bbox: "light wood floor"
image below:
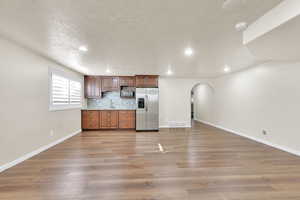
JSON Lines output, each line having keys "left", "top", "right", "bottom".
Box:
{"left": 1, "top": 122, "right": 300, "bottom": 200}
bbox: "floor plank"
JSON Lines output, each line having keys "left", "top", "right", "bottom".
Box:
{"left": 1, "top": 122, "right": 300, "bottom": 200}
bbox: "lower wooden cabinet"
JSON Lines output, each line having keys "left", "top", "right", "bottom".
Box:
{"left": 82, "top": 110, "right": 135, "bottom": 130}
{"left": 82, "top": 111, "right": 100, "bottom": 130}
{"left": 100, "top": 111, "right": 119, "bottom": 129}
{"left": 118, "top": 111, "right": 136, "bottom": 129}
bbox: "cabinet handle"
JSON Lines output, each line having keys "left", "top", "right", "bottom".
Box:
{"left": 145, "top": 95, "right": 148, "bottom": 112}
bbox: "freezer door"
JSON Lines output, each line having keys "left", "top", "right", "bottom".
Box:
{"left": 136, "top": 88, "right": 147, "bottom": 130}
{"left": 146, "top": 88, "right": 159, "bottom": 130}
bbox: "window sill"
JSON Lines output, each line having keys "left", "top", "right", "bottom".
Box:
{"left": 49, "top": 106, "right": 82, "bottom": 112}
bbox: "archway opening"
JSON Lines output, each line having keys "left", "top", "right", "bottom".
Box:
{"left": 190, "top": 83, "right": 214, "bottom": 127}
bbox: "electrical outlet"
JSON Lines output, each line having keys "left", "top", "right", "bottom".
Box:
{"left": 50, "top": 130, "right": 54, "bottom": 136}
{"left": 262, "top": 130, "right": 267, "bottom": 135}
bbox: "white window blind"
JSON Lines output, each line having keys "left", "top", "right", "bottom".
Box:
{"left": 70, "top": 80, "right": 81, "bottom": 105}
{"left": 52, "top": 74, "right": 69, "bottom": 105}
{"left": 50, "top": 73, "right": 82, "bottom": 110}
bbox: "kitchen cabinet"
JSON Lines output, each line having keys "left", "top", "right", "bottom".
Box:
{"left": 135, "top": 75, "right": 158, "bottom": 88}
{"left": 82, "top": 111, "right": 100, "bottom": 129}
{"left": 82, "top": 110, "right": 136, "bottom": 130}
{"left": 84, "top": 76, "right": 101, "bottom": 98}
{"left": 119, "top": 76, "right": 135, "bottom": 87}
{"left": 100, "top": 111, "right": 119, "bottom": 129}
{"left": 118, "top": 111, "right": 136, "bottom": 129}
{"left": 84, "top": 75, "right": 158, "bottom": 95}
{"left": 101, "top": 76, "right": 119, "bottom": 92}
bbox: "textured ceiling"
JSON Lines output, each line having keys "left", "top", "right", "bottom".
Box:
{"left": 0, "top": 0, "right": 282, "bottom": 77}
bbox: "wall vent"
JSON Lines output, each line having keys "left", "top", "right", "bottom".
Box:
{"left": 168, "top": 121, "right": 188, "bottom": 128}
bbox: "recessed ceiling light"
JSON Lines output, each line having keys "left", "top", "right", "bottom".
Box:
{"left": 167, "top": 69, "right": 173, "bottom": 75}
{"left": 79, "top": 46, "right": 88, "bottom": 52}
{"left": 235, "top": 22, "right": 248, "bottom": 32}
{"left": 184, "top": 47, "right": 194, "bottom": 57}
{"left": 224, "top": 65, "right": 231, "bottom": 73}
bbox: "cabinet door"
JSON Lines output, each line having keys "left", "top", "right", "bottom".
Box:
{"left": 100, "top": 111, "right": 110, "bottom": 129}
{"left": 84, "top": 76, "right": 101, "bottom": 98}
{"left": 101, "top": 77, "right": 119, "bottom": 91}
{"left": 144, "top": 76, "right": 158, "bottom": 87}
{"left": 119, "top": 111, "right": 135, "bottom": 129}
{"left": 135, "top": 75, "right": 145, "bottom": 88}
{"left": 119, "top": 76, "right": 135, "bottom": 87}
{"left": 100, "top": 111, "right": 119, "bottom": 129}
{"left": 135, "top": 75, "right": 158, "bottom": 88}
{"left": 110, "top": 111, "right": 119, "bottom": 129}
{"left": 82, "top": 111, "right": 100, "bottom": 129}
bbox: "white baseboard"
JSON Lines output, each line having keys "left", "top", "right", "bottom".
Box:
{"left": 159, "top": 125, "right": 192, "bottom": 128}
{"left": 195, "top": 119, "right": 300, "bottom": 157}
{"left": 160, "top": 121, "right": 191, "bottom": 128}
{"left": 0, "top": 129, "right": 82, "bottom": 173}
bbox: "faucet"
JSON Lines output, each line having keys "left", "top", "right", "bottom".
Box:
{"left": 110, "top": 99, "right": 115, "bottom": 108}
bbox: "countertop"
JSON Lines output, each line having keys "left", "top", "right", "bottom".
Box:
{"left": 82, "top": 108, "right": 136, "bottom": 111}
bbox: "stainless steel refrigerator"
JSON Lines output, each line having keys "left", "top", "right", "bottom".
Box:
{"left": 136, "top": 88, "right": 159, "bottom": 131}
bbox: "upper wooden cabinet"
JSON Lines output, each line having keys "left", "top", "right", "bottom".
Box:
{"left": 119, "top": 76, "right": 135, "bottom": 87}
{"left": 101, "top": 76, "right": 119, "bottom": 92}
{"left": 84, "top": 75, "right": 158, "bottom": 97}
{"left": 135, "top": 75, "right": 158, "bottom": 88}
{"left": 84, "top": 76, "right": 101, "bottom": 98}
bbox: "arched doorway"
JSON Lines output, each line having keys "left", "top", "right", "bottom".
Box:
{"left": 190, "top": 83, "right": 214, "bottom": 127}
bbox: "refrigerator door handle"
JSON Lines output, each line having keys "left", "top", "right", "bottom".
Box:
{"left": 145, "top": 95, "right": 148, "bottom": 112}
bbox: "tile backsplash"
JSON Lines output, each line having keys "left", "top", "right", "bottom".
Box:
{"left": 87, "top": 91, "right": 136, "bottom": 110}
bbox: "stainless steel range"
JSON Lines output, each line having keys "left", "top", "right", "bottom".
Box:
{"left": 136, "top": 88, "right": 159, "bottom": 131}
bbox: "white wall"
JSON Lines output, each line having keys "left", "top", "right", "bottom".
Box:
{"left": 0, "top": 37, "right": 83, "bottom": 167}
{"left": 159, "top": 77, "right": 209, "bottom": 128}
{"left": 193, "top": 61, "right": 300, "bottom": 154}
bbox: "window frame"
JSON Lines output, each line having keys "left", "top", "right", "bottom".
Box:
{"left": 49, "top": 68, "right": 83, "bottom": 111}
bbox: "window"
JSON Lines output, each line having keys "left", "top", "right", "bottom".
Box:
{"left": 70, "top": 80, "right": 81, "bottom": 105}
{"left": 52, "top": 74, "right": 69, "bottom": 106}
{"left": 50, "top": 72, "right": 82, "bottom": 111}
